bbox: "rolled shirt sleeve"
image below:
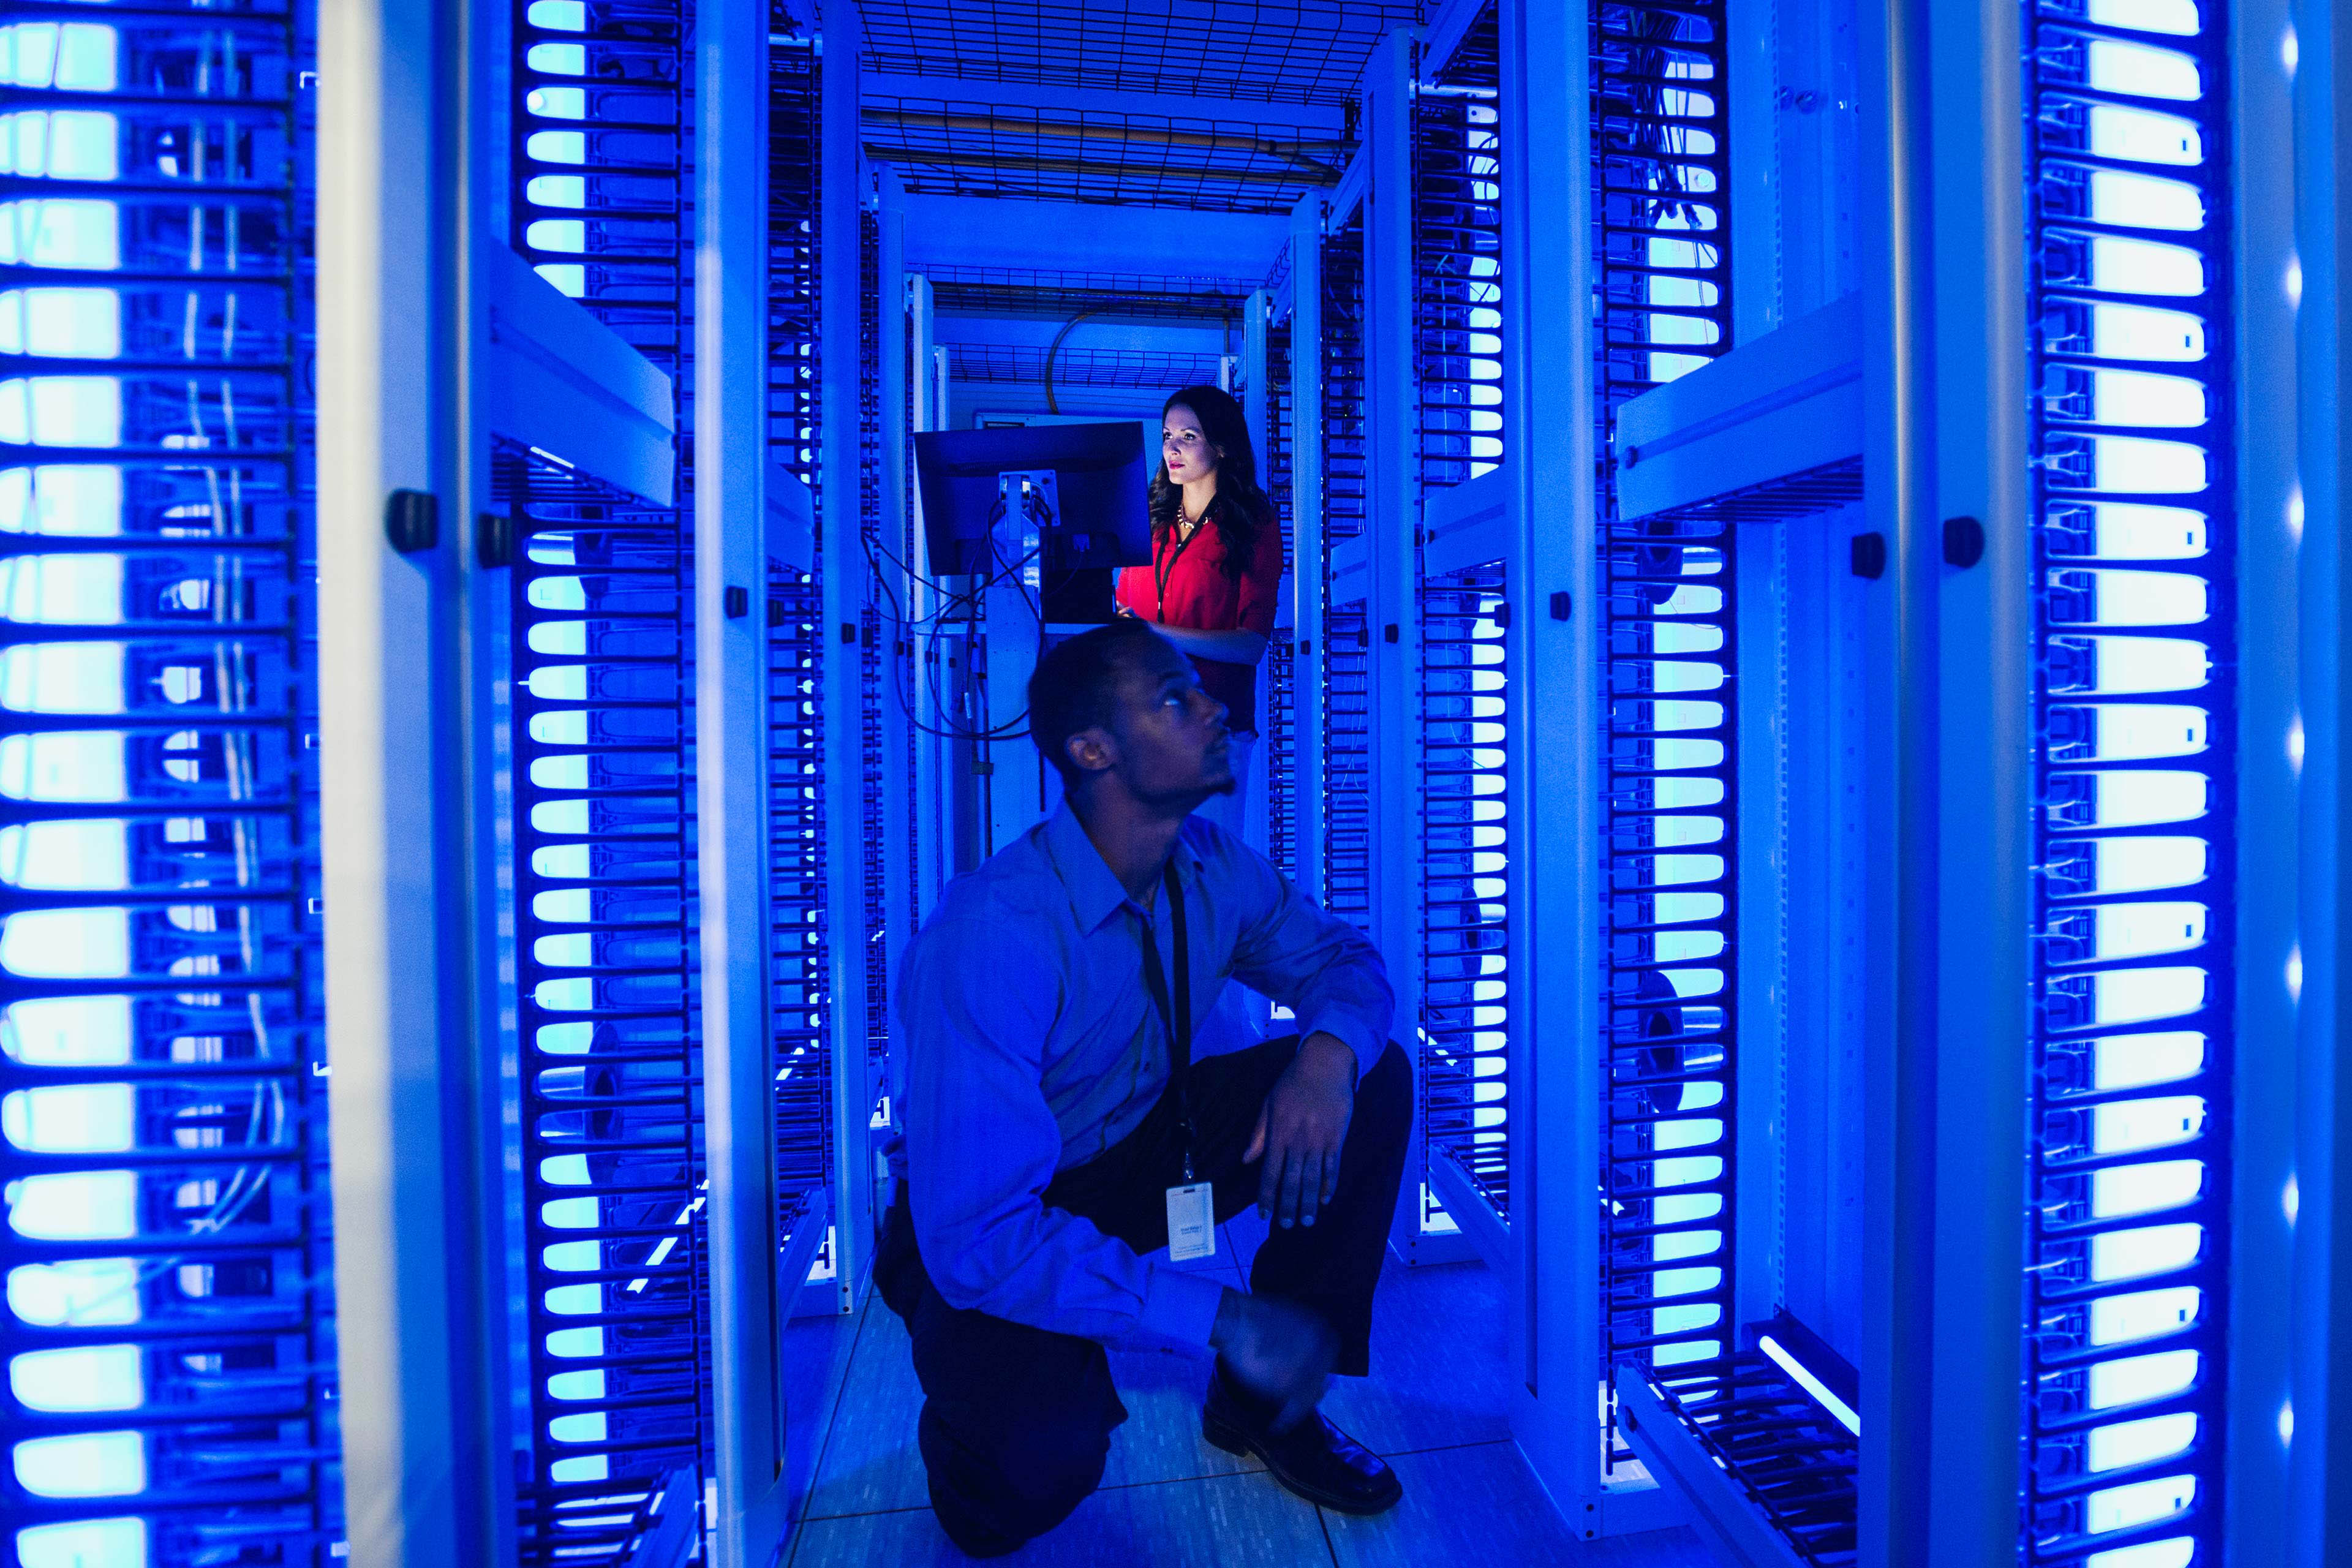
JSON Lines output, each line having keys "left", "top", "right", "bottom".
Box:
{"left": 1204, "top": 824, "right": 1395, "bottom": 1080}
{"left": 898, "top": 916, "right": 1228, "bottom": 1351}
{"left": 1234, "top": 515, "right": 1286, "bottom": 638}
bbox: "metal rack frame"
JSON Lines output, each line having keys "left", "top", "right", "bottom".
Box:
{"left": 1589, "top": 0, "right": 1741, "bottom": 1464}
{"left": 1, "top": 1, "right": 348, "bottom": 1558}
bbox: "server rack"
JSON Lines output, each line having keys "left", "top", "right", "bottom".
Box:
{"left": 502, "top": 4, "right": 719, "bottom": 1552}
{"left": 2022, "top": 6, "right": 2236, "bottom": 1562}
{"left": 0, "top": 1, "right": 340, "bottom": 1557}
{"left": 1317, "top": 212, "right": 1371, "bottom": 935}
{"left": 1283, "top": 199, "right": 1326, "bottom": 899}
{"left": 1413, "top": 7, "right": 1512, "bottom": 1254}
{"left": 1261, "top": 312, "right": 1298, "bottom": 881}
{"left": 767, "top": 28, "right": 836, "bottom": 1313}
{"left": 1589, "top": 0, "right": 1742, "bottom": 1422}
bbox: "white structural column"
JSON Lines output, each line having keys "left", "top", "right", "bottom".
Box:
{"left": 316, "top": 0, "right": 511, "bottom": 1558}
{"left": 907, "top": 274, "right": 949, "bottom": 921}
{"left": 1242, "top": 287, "right": 1276, "bottom": 846}
{"left": 1244, "top": 288, "right": 1272, "bottom": 467}
{"left": 1362, "top": 28, "right": 1426, "bottom": 1252}
{"left": 1287, "top": 201, "right": 1327, "bottom": 894}
{"left": 818, "top": 0, "right": 879, "bottom": 1310}
{"left": 1860, "top": 0, "right": 2032, "bottom": 1561}
{"left": 1494, "top": 0, "right": 1622, "bottom": 1535}
{"left": 694, "top": 4, "right": 788, "bottom": 1559}
{"left": 2293, "top": 1, "right": 2352, "bottom": 1561}
{"left": 2231, "top": 0, "right": 2304, "bottom": 1559}
{"left": 878, "top": 173, "right": 921, "bottom": 1015}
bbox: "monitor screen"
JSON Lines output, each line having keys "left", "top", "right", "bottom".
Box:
{"left": 913, "top": 422, "right": 1153, "bottom": 576}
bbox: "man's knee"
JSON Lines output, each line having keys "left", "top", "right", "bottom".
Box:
{"left": 920, "top": 1401, "right": 1111, "bottom": 1551}
{"left": 1359, "top": 1041, "right": 1412, "bottom": 1145}
{"left": 1000, "top": 1414, "right": 1112, "bottom": 1513}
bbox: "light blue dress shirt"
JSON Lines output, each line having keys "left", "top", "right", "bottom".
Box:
{"left": 891, "top": 803, "right": 1395, "bottom": 1352}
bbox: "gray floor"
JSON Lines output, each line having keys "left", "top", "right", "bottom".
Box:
{"left": 778, "top": 1213, "right": 1722, "bottom": 1568}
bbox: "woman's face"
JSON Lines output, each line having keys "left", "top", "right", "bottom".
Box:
{"left": 1161, "top": 404, "right": 1219, "bottom": 486}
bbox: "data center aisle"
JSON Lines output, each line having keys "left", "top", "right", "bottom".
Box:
{"left": 778, "top": 1216, "right": 1725, "bottom": 1567}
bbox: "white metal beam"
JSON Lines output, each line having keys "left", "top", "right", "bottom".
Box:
{"left": 1496, "top": 0, "right": 1620, "bottom": 1534}
{"left": 2291, "top": 2, "right": 2352, "bottom": 1561}
{"left": 694, "top": 3, "right": 788, "bottom": 1559}
{"left": 1859, "top": 0, "right": 2033, "bottom": 1560}
{"left": 818, "top": 0, "right": 880, "bottom": 1315}
{"left": 484, "top": 244, "right": 677, "bottom": 505}
{"left": 317, "top": 0, "right": 511, "bottom": 1558}
{"left": 900, "top": 192, "right": 1289, "bottom": 281}
{"left": 878, "top": 171, "right": 922, "bottom": 1120}
{"left": 1362, "top": 28, "right": 1427, "bottom": 1260}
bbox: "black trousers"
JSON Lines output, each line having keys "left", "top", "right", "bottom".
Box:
{"left": 875, "top": 1034, "right": 1412, "bottom": 1556}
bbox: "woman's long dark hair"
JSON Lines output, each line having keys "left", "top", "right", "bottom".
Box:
{"left": 1148, "top": 385, "right": 1270, "bottom": 582}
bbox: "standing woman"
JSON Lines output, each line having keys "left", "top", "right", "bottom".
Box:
{"left": 1115, "top": 385, "right": 1284, "bottom": 838}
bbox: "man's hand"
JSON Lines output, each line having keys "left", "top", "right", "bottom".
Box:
{"left": 1210, "top": 1287, "right": 1337, "bottom": 1432}
{"left": 1244, "top": 1031, "right": 1358, "bottom": 1229}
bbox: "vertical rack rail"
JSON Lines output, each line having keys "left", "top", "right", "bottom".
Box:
{"left": 1414, "top": 8, "right": 1512, "bottom": 1237}
{"left": 1317, "top": 215, "right": 1370, "bottom": 932}
{"left": 856, "top": 211, "right": 889, "bottom": 1155}
{"left": 2021, "top": 5, "right": 2236, "bottom": 1563}
{"left": 503, "top": 458, "right": 707, "bottom": 1559}
{"left": 766, "top": 23, "right": 835, "bottom": 1310}
{"left": 1589, "top": 0, "right": 1740, "bottom": 1462}
{"left": 1264, "top": 316, "right": 1298, "bottom": 881}
{"left": 507, "top": 0, "right": 710, "bottom": 1553}
{"left": 0, "top": 1, "right": 341, "bottom": 1556}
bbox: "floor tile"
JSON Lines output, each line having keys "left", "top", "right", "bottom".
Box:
{"left": 801, "top": 1297, "right": 930, "bottom": 1518}
{"left": 781, "top": 1300, "right": 869, "bottom": 1528}
{"left": 1317, "top": 1256, "right": 1512, "bottom": 1457}
{"left": 801, "top": 1287, "right": 1260, "bottom": 1518}
{"left": 1321, "top": 1441, "right": 1721, "bottom": 1567}
{"left": 788, "top": 1471, "right": 1336, "bottom": 1568}
{"left": 1098, "top": 1346, "right": 1264, "bottom": 1489}
{"left": 1581, "top": 1525, "right": 1727, "bottom": 1567}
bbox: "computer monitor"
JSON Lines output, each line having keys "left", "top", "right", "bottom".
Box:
{"left": 914, "top": 423, "right": 1153, "bottom": 576}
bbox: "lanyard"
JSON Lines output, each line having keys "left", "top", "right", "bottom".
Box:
{"left": 1134, "top": 858, "right": 1197, "bottom": 1180}
{"left": 1153, "top": 520, "right": 1205, "bottom": 622}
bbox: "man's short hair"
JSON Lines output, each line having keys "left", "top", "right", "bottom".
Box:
{"left": 1029, "top": 619, "right": 1169, "bottom": 788}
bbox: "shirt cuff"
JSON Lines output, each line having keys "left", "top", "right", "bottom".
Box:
{"left": 1134, "top": 1261, "right": 1228, "bottom": 1352}
{"left": 1298, "top": 1010, "right": 1385, "bottom": 1084}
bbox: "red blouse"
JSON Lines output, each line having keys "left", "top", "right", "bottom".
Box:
{"left": 1114, "top": 514, "right": 1285, "bottom": 733}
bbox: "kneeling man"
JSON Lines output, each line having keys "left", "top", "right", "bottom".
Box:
{"left": 881, "top": 618, "right": 1412, "bottom": 1556}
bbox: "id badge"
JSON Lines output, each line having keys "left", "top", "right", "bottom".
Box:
{"left": 1166, "top": 1182, "right": 1216, "bottom": 1262}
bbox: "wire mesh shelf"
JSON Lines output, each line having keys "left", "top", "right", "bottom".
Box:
{"left": 866, "top": 97, "right": 1342, "bottom": 214}
{"left": 853, "top": 0, "right": 1422, "bottom": 109}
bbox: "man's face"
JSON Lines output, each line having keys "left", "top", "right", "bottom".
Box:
{"left": 1093, "top": 637, "right": 1234, "bottom": 809}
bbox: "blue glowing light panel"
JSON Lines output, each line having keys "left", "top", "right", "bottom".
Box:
{"left": 2022, "top": 2, "right": 2234, "bottom": 1562}
{"left": 0, "top": 2, "right": 340, "bottom": 1559}
{"left": 1417, "top": 565, "right": 1506, "bottom": 1216}
{"left": 1318, "top": 216, "right": 1370, "bottom": 933}
{"left": 508, "top": 0, "right": 711, "bottom": 1555}
{"left": 1590, "top": 0, "right": 1740, "bottom": 1446}
{"left": 1412, "top": 17, "right": 1509, "bottom": 1229}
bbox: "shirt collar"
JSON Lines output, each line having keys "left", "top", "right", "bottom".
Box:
{"left": 1041, "top": 801, "right": 1207, "bottom": 934}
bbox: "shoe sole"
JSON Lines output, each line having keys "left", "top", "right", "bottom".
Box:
{"left": 1201, "top": 1409, "right": 1404, "bottom": 1517}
